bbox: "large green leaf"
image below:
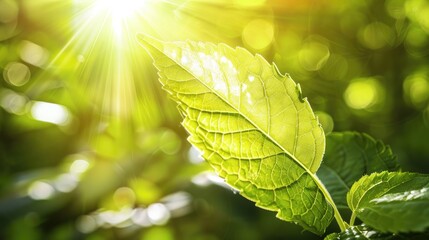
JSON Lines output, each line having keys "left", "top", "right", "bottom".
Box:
{"left": 317, "top": 132, "right": 399, "bottom": 208}
{"left": 137, "top": 35, "right": 337, "bottom": 234}
{"left": 347, "top": 171, "right": 429, "bottom": 233}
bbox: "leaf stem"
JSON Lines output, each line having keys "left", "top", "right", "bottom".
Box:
{"left": 350, "top": 212, "right": 357, "bottom": 226}
{"left": 314, "top": 175, "right": 347, "bottom": 232}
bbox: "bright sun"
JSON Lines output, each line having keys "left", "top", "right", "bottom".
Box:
{"left": 102, "top": 0, "right": 145, "bottom": 18}
{"left": 95, "top": 0, "right": 145, "bottom": 18}
{"left": 90, "top": 0, "right": 147, "bottom": 37}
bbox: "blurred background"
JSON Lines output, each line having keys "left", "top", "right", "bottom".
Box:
{"left": 0, "top": 0, "right": 429, "bottom": 239}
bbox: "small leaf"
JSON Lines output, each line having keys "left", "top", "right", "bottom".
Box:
{"left": 347, "top": 171, "right": 429, "bottom": 233}
{"left": 324, "top": 224, "right": 403, "bottom": 240}
{"left": 137, "top": 35, "right": 335, "bottom": 234}
{"left": 326, "top": 225, "right": 429, "bottom": 240}
{"left": 317, "top": 132, "right": 399, "bottom": 208}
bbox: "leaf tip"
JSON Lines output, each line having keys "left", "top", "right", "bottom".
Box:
{"left": 136, "top": 32, "right": 146, "bottom": 42}
{"left": 136, "top": 33, "right": 163, "bottom": 57}
{"left": 136, "top": 32, "right": 149, "bottom": 47}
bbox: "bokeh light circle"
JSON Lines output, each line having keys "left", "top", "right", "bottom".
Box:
{"left": 242, "top": 19, "right": 274, "bottom": 51}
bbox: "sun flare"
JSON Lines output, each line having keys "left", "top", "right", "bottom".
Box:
{"left": 91, "top": 0, "right": 147, "bottom": 37}
{"left": 39, "top": 0, "right": 254, "bottom": 127}
{"left": 95, "top": 0, "right": 146, "bottom": 18}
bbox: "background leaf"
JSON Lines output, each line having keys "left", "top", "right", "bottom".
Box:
{"left": 324, "top": 224, "right": 429, "bottom": 240}
{"left": 347, "top": 171, "right": 429, "bottom": 233}
{"left": 138, "top": 35, "right": 335, "bottom": 234}
{"left": 325, "top": 224, "right": 399, "bottom": 240}
{"left": 317, "top": 132, "right": 399, "bottom": 208}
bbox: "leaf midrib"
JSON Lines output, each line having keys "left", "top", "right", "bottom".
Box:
{"left": 170, "top": 43, "right": 313, "bottom": 176}
{"left": 351, "top": 174, "right": 416, "bottom": 212}
{"left": 139, "top": 35, "right": 308, "bottom": 172}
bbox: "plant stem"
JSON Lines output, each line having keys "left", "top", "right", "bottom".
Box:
{"left": 314, "top": 175, "right": 347, "bottom": 232}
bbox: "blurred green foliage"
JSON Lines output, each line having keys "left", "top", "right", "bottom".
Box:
{"left": 0, "top": 0, "right": 428, "bottom": 239}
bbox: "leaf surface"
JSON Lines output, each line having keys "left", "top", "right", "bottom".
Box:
{"left": 317, "top": 132, "right": 399, "bottom": 208}
{"left": 347, "top": 171, "right": 429, "bottom": 233}
{"left": 138, "top": 35, "right": 334, "bottom": 234}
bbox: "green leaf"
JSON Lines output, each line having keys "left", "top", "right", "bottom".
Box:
{"left": 137, "top": 35, "right": 338, "bottom": 234}
{"left": 324, "top": 224, "right": 403, "bottom": 240}
{"left": 317, "top": 132, "right": 399, "bottom": 209}
{"left": 347, "top": 171, "right": 429, "bottom": 233}
{"left": 326, "top": 225, "right": 429, "bottom": 240}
